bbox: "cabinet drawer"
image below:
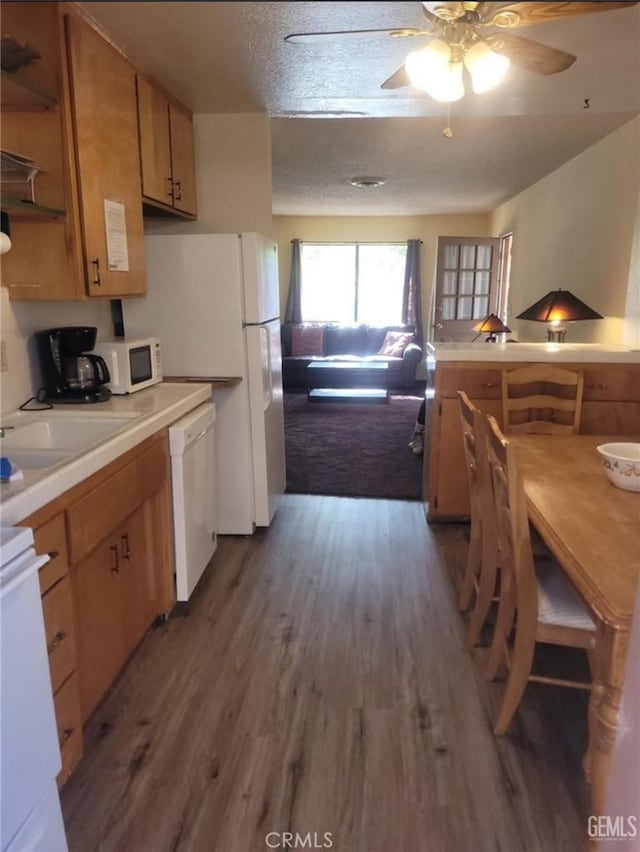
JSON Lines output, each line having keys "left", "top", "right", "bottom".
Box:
{"left": 67, "top": 436, "right": 168, "bottom": 563}
{"left": 42, "top": 575, "right": 76, "bottom": 693}
{"left": 54, "top": 672, "right": 83, "bottom": 787}
{"left": 35, "top": 514, "right": 69, "bottom": 595}
{"left": 436, "top": 367, "right": 502, "bottom": 399}
{"left": 582, "top": 368, "right": 640, "bottom": 401}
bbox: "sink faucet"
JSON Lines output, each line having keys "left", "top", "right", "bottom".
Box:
{"left": 0, "top": 426, "right": 15, "bottom": 438}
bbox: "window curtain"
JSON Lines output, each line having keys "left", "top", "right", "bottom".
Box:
{"left": 402, "top": 239, "right": 423, "bottom": 346}
{"left": 284, "top": 238, "right": 302, "bottom": 324}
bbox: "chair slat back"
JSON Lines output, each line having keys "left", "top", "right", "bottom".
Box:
{"left": 485, "top": 415, "right": 538, "bottom": 608}
{"left": 458, "top": 390, "right": 481, "bottom": 512}
{"left": 502, "top": 364, "right": 584, "bottom": 435}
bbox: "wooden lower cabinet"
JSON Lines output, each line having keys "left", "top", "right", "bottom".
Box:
{"left": 54, "top": 672, "right": 84, "bottom": 786}
{"left": 73, "top": 502, "right": 158, "bottom": 719}
{"left": 426, "top": 360, "right": 640, "bottom": 520}
{"left": 21, "top": 431, "right": 174, "bottom": 783}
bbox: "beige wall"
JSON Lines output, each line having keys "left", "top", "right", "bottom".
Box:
{"left": 272, "top": 213, "right": 491, "bottom": 343}
{"left": 491, "top": 117, "right": 639, "bottom": 344}
{"left": 0, "top": 286, "right": 111, "bottom": 413}
{"left": 146, "top": 113, "right": 274, "bottom": 237}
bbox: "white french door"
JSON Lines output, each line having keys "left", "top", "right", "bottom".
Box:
{"left": 432, "top": 236, "right": 500, "bottom": 342}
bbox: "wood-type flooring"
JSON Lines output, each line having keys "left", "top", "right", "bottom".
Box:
{"left": 61, "top": 495, "right": 589, "bottom": 852}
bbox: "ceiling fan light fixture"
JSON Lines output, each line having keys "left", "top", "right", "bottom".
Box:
{"left": 406, "top": 41, "right": 464, "bottom": 102}
{"left": 464, "top": 40, "right": 511, "bottom": 94}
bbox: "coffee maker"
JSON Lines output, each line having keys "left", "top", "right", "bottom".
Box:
{"left": 35, "top": 326, "right": 112, "bottom": 403}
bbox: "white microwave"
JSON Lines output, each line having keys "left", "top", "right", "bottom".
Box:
{"left": 93, "top": 337, "right": 163, "bottom": 394}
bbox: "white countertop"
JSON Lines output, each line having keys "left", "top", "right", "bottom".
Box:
{"left": 0, "top": 382, "right": 212, "bottom": 526}
{"left": 427, "top": 342, "right": 640, "bottom": 364}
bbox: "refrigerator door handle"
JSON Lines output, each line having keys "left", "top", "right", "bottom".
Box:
{"left": 261, "top": 325, "right": 273, "bottom": 410}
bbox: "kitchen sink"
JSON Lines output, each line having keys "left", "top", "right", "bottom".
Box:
{"left": 0, "top": 412, "right": 141, "bottom": 470}
{"left": 2, "top": 448, "right": 74, "bottom": 470}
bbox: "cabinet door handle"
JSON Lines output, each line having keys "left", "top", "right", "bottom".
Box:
{"left": 121, "top": 532, "right": 131, "bottom": 560}
{"left": 47, "top": 549, "right": 60, "bottom": 561}
{"left": 59, "top": 727, "right": 74, "bottom": 747}
{"left": 174, "top": 180, "right": 182, "bottom": 201}
{"left": 110, "top": 544, "right": 120, "bottom": 573}
{"left": 481, "top": 382, "right": 498, "bottom": 388}
{"left": 91, "top": 257, "right": 101, "bottom": 286}
{"left": 47, "top": 631, "right": 66, "bottom": 655}
{"left": 166, "top": 177, "right": 174, "bottom": 200}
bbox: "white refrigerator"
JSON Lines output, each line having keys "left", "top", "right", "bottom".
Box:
{"left": 124, "top": 232, "right": 286, "bottom": 535}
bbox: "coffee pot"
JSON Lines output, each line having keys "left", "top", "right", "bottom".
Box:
{"left": 34, "top": 326, "right": 112, "bottom": 403}
{"left": 64, "top": 354, "right": 110, "bottom": 391}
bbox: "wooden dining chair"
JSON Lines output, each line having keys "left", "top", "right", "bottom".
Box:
{"left": 457, "top": 391, "right": 499, "bottom": 649}
{"left": 502, "top": 364, "right": 584, "bottom": 434}
{"left": 483, "top": 414, "right": 596, "bottom": 736}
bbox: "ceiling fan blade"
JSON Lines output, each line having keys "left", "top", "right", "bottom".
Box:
{"left": 481, "top": 1, "right": 638, "bottom": 29}
{"left": 381, "top": 64, "right": 411, "bottom": 89}
{"left": 474, "top": 2, "right": 519, "bottom": 21}
{"left": 487, "top": 31, "right": 576, "bottom": 74}
{"left": 284, "top": 27, "right": 428, "bottom": 45}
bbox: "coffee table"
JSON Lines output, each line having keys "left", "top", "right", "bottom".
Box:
{"left": 307, "top": 361, "right": 389, "bottom": 403}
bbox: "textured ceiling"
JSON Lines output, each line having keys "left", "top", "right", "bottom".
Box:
{"left": 81, "top": 1, "right": 640, "bottom": 215}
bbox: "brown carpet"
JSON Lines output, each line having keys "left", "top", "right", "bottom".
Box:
{"left": 284, "top": 390, "right": 425, "bottom": 500}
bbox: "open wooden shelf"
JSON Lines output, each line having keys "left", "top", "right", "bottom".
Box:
{"left": 1, "top": 196, "right": 65, "bottom": 219}
{"left": 1, "top": 70, "right": 57, "bottom": 110}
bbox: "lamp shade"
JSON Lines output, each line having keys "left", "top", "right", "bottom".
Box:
{"left": 516, "top": 289, "right": 603, "bottom": 323}
{"left": 473, "top": 313, "right": 511, "bottom": 334}
{"left": 472, "top": 313, "right": 511, "bottom": 342}
{"left": 464, "top": 40, "right": 510, "bottom": 94}
{"left": 405, "top": 41, "right": 465, "bottom": 102}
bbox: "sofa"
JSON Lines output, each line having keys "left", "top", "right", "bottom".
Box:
{"left": 281, "top": 323, "right": 423, "bottom": 390}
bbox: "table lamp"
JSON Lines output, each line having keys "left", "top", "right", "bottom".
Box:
{"left": 472, "top": 313, "right": 511, "bottom": 342}
{"left": 516, "top": 289, "right": 602, "bottom": 342}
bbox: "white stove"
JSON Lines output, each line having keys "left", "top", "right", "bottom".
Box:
{"left": 1, "top": 527, "right": 67, "bottom": 852}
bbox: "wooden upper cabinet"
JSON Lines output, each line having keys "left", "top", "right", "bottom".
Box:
{"left": 169, "top": 102, "right": 197, "bottom": 216}
{"left": 65, "top": 14, "right": 146, "bottom": 296}
{"left": 136, "top": 74, "right": 197, "bottom": 218}
{"left": 136, "top": 75, "right": 173, "bottom": 206}
{"left": 1, "top": 2, "right": 85, "bottom": 300}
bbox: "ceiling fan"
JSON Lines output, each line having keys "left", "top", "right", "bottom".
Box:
{"left": 284, "top": 1, "right": 639, "bottom": 103}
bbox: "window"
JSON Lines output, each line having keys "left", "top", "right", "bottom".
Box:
{"left": 300, "top": 242, "right": 407, "bottom": 324}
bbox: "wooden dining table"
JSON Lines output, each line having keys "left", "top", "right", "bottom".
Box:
{"left": 510, "top": 434, "right": 640, "bottom": 818}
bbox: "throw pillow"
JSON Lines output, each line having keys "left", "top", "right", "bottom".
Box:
{"left": 377, "top": 330, "right": 414, "bottom": 357}
{"left": 290, "top": 325, "right": 325, "bottom": 356}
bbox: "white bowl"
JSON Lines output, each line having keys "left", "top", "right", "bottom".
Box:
{"left": 596, "top": 443, "right": 640, "bottom": 492}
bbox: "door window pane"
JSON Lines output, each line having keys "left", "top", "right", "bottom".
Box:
{"left": 476, "top": 244, "right": 493, "bottom": 269}
{"left": 457, "top": 297, "right": 473, "bottom": 319}
{"left": 461, "top": 245, "right": 476, "bottom": 268}
{"left": 474, "top": 296, "right": 489, "bottom": 318}
{"left": 444, "top": 244, "right": 459, "bottom": 268}
{"left": 475, "top": 271, "right": 490, "bottom": 295}
{"left": 442, "top": 297, "right": 456, "bottom": 320}
{"left": 443, "top": 271, "right": 458, "bottom": 295}
{"left": 459, "top": 271, "right": 475, "bottom": 295}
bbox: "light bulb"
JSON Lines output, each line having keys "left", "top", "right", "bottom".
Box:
{"left": 406, "top": 41, "right": 464, "bottom": 102}
{"left": 464, "top": 40, "right": 510, "bottom": 94}
{"left": 405, "top": 40, "right": 450, "bottom": 89}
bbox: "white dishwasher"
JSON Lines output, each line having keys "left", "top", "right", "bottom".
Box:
{"left": 169, "top": 402, "right": 217, "bottom": 601}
